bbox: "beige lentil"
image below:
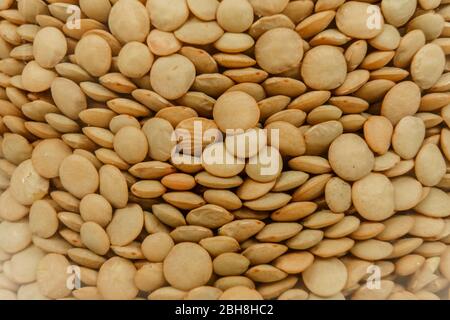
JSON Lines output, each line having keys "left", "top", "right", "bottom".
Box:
{"left": 0, "top": 0, "right": 448, "bottom": 302}
{"left": 97, "top": 256, "right": 138, "bottom": 300}
{"left": 163, "top": 242, "right": 213, "bottom": 291}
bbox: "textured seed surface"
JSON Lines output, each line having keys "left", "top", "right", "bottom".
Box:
{"left": 0, "top": 0, "right": 449, "bottom": 302}
{"left": 163, "top": 242, "right": 213, "bottom": 291}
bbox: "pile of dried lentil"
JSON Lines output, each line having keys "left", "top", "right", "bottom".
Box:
{"left": 0, "top": 0, "right": 449, "bottom": 301}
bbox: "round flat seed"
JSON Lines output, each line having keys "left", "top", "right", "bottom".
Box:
{"left": 302, "top": 258, "right": 347, "bottom": 298}
{"left": 31, "top": 139, "right": 71, "bottom": 179}
{"left": 129, "top": 161, "right": 176, "bottom": 180}
{"left": 162, "top": 192, "right": 206, "bottom": 210}
{"left": 225, "top": 128, "right": 267, "bottom": 159}
{"left": 59, "top": 155, "right": 99, "bottom": 199}
{"left": 179, "top": 46, "right": 218, "bottom": 74}
{"left": 1, "top": 0, "right": 450, "bottom": 302}
{"left": 109, "top": 0, "right": 150, "bottom": 43}
{"left": 175, "top": 117, "right": 219, "bottom": 156}
{"left": 213, "top": 91, "right": 260, "bottom": 132}
{"left": 325, "top": 177, "right": 352, "bottom": 213}
{"left": 289, "top": 156, "right": 330, "bottom": 174}
{"left": 113, "top": 126, "right": 148, "bottom": 165}
{"left": 245, "top": 146, "right": 283, "bottom": 183}
{"left": 147, "top": 0, "right": 189, "bottom": 32}
{"left": 272, "top": 171, "right": 309, "bottom": 192}
{"left": 381, "top": 81, "right": 421, "bottom": 125}
{"left": 377, "top": 215, "right": 415, "bottom": 241}
{"left": 80, "top": 222, "right": 110, "bottom": 256}
{"left": 0, "top": 135, "right": 28, "bottom": 169}
{"left": 21, "top": 61, "right": 56, "bottom": 93}
{"left": 187, "top": 0, "right": 219, "bottom": 21}
{"left": 186, "top": 204, "right": 234, "bottom": 229}
{"left": 363, "top": 116, "right": 393, "bottom": 155}
{"left": 328, "top": 133, "right": 374, "bottom": 182}
{"left": 407, "top": 12, "right": 445, "bottom": 41}
{"left": 278, "top": 289, "right": 309, "bottom": 300}
{"left": 245, "top": 264, "right": 287, "bottom": 283}
{"left": 185, "top": 286, "right": 222, "bottom": 300}
{"left": 97, "top": 257, "right": 138, "bottom": 300}
{"left": 255, "top": 28, "right": 303, "bottom": 75}
{"left": 325, "top": 216, "right": 360, "bottom": 239}
{"left": 415, "top": 144, "right": 446, "bottom": 187}
{"left": 163, "top": 242, "right": 213, "bottom": 291}
{"left": 0, "top": 189, "right": 29, "bottom": 221}
{"left": 248, "top": 0, "right": 289, "bottom": 16}
{"left": 106, "top": 204, "right": 144, "bottom": 246}
{"left": 310, "top": 238, "right": 355, "bottom": 258}
{"left": 10, "top": 245, "right": 45, "bottom": 284}
{"left": 161, "top": 173, "right": 196, "bottom": 191}
{"left": 29, "top": 200, "right": 58, "bottom": 239}
{"left": 271, "top": 202, "right": 317, "bottom": 222}
{"left": 396, "top": 255, "right": 426, "bottom": 277}
{"left": 51, "top": 78, "right": 87, "bottom": 120}
{"left": 351, "top": 240, "right": 393, "bottom": 261}
{"left": 134, "top": 262, "right": 165, "bottom": 292}
{"left": 174, "top": 18, "right": 224, "bottom": 45}
{"left": 273, "top": 252, "right": 314, "bottom": 274}
{"left": 215, "top": 33, "right": 255, "bottom": 53}
{"left": 242, "top": 243, "right": 287, "bottom": 265}
{"left": 302, "top": 210, "right": 344, "bottom": 229}
{"left": 218, "top": 219, "right": 265, "bottom": 243}
{"left": 410, "top": 215, "right": 445, "bottom": 238}
{"left": 141, "top": 233, "right": 174, "bottom": 262}
{"left": 217, "top": 0, "right": 254, "bottom": 33}
{"left": 352, "top": 173, "right": 395, "bottom": 221}
{"left": 36, "top": 254, "right": 71, "bottom": 299}
{"left": 244, "top": 192, "right": 291, "bottom": 212}
{"left": 304, "top": 120, "right": 343, "bottom": 155}
{"left": 152, "top": 203, "right": 186, "bottom": 228}
{"left": 156, "top": 106, "right": 198, "bottom": 128}
{"left": 266, "top": 121, "right": 305, "bottom": 157}
{"left": 10, "top": 159, "right": 49, "bottom": 206}
{"left": 336, "top": 1, "right": 384, "bottom": 39}
{"left": 202, "top": 142, "right": 245, "bottom": 178}
{"left": 237, "top": 178, "right": 275, "bottom": 201}
{"left": 392, "top": 177, "right": 423, "bottom": 211}
{"left": 0, "top": 220, "right": 32, "bottom": 254}
{"left": 75, "top": 34, "right": 111, "bottom": 77}
{"left": 352, "top": 280, "right": 395, "bottom": 300}
{"left": 414, "top": 188, "right": 450, "bottom": 218}
{"left": 394, "top": 30, "right": 426, "bottom": 68}
{"left": 148, "top": 287, "right": 188, "bottom": 300}
{"left": 143, "top": 118, "right": 175, "bottom": 162}
{"left": 200, "top": 236, "right": 240, "bottom": 257}
{"left": 147, "top": 30, "right": 182, "bottom": 56}
{"left": 255, "top": 222, "right": 301, "bottom": 242}
{"left": 411, "top": 44, "right": 445, "bottom": 90}
{"left": 118, "top": 42, "right": 153, "bottom": 78}
{"left": 307, "top": 105, "right": 343, "bottom": 125}
{"left": 369, "top": 24, "right": 401, "bottom": 51}
{"left": 301, "top": 45, "right": 347, "bottom": 90}
{"left": 99, "top": 165, "right": 128, "bottom": 209}
{"left": 219, "top": 286, "right": 263, "bottom": 300}
{"left": 381, "top": 0, "right": 416, "bottom": 27}
{"left": 33, "top": 27, "right": 67, "bottom": 68}
{"left": 374, "top": 151, "right": 400, "bottom": 172}
{"left": 150, "top": 54, "right": 196, "bottom": 100}
{"left": 392, "top": 116, "right": 425, "bottom": 160}
{"left": 213, "top": 253, "right": 250, "bottom": 276}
